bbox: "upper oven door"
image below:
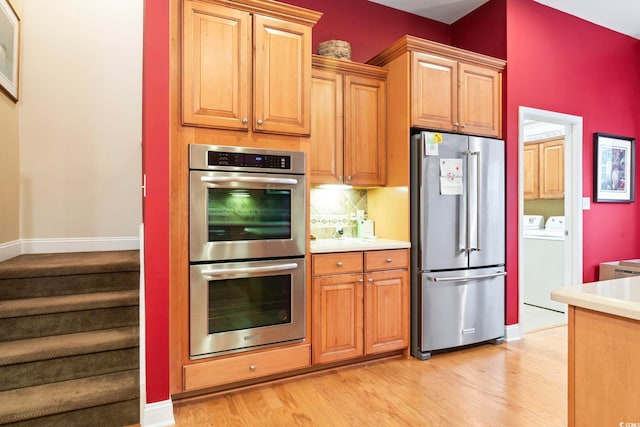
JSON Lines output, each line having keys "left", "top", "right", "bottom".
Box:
{"left": 190, "top": 170, "right": 306, "bottom": 262}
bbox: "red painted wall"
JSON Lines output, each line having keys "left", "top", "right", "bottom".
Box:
{"left": 504, "top": 0, "right": 640, "bottom": 323}
{"left": 142, "top": 0, "right": 170, "bottom": 404}
{"left": 281, "top": 0, "right": 451, "bottom": 63}
{"left": 451, "top": 0, "right": 507, "bottom": 60}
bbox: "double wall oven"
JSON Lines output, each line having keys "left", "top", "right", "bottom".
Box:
{"left": 189, "top": 144, "right": 306, "bottom": 359}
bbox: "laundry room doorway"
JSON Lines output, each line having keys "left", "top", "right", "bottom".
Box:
{"left": 518, "top": 107, "right": 583, "bottom": 334}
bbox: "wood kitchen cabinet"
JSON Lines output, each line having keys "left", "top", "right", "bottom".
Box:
{"left": 312, "top": 249, "right": 409, "bottom": 365}
{"left": 411, "top": 52, "right": 501, "bottom": 138}
{"left": 310, "top": 56, "right": 387, "bottom": 186}
{"left": 182, "top": 0, "right": 320, "bottom": 135}
{"left": 524, "top": 138, "right": 564, "bottom": 200}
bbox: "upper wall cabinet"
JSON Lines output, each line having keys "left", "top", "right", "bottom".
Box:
{"left": 182, "top": 0, "right": 321, "bottom": 135}
{"left": 524, "top": 138, "right": 565, "bottom": 200}
{"left": 310, "top": 56, "right": 388, "bottom": 186}
{"left": 370, "top": 36, "right": 505, "bottom": 139}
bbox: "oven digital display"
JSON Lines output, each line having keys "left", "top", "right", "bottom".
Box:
{"left": 208, "top": 151, "right": 291, "bottom": 169}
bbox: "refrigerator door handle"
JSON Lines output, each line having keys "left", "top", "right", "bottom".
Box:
{"left": 468, "top": 151, "right": 481, "bottom": 252}
{"left": 426, "top": 271, "right": 507, "bottom": 283}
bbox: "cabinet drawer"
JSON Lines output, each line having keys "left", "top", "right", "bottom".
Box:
{"left": 183, "top": 344, "right": 310, "bottom": 391}
{"left": 365, "top": 249, "right": 409, "bottom": 271}
{"left": 312, "top": 252, "right": 363, "bottom": 275}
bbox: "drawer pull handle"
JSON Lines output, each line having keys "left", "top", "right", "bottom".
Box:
{"left": 249, "top": 365, "right": 256, "bottom": 371}
{"left": 386, "top": 258, "right": 392, "bottom": 263}
{"left": 337, "top": 261, "right": 343, "bottom": 267}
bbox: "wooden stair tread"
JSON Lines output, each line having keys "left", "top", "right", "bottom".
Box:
{"left": 0, "top": 250, "right": 139, "bottom": 279}
{"left": 0, "top": 290, "right": 139, "bottom": 318}
{"left": 0, "top": 370, "right": 139, "bottom": 424}
{"left": 0, "top": 326, "right": 139, "bottom": 366}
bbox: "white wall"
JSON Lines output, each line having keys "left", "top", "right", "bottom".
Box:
{"left": 18, "top": 0, "right": 142, "bottom": 245}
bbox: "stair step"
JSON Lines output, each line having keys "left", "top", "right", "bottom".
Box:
{"left": 0, "top": 370, "right": 139, "bottom": 424}
{"left": 0, "top": 290, "right": 139, "bottom": 318}
{"left": 0, "top": 251, "right": 140, "bottom": 300}
{"left": 0, "top": 251, "right": 140, "bottom": 279}
{"left": 0, "top": 326, "right": 139, "bottom": 367}
{"left": 0, "top": 305, "right": 138, "bottom": 342}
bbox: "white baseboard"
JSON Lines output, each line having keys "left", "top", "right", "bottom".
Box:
{"left": 0, "top": 240, "right": 21, "bottom": 262}
{"left": 504, "top": 323, "right": 523, "bottom": 342}
{"left": 20, "top": 236, "right": 140, "bottom": 254}
{"left": 142, "top": 399, "right": 175, "bottom": 427}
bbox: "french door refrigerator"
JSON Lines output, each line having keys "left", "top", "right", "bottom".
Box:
{"left": 410, "top": 130, "right": 506, "bottom": 360}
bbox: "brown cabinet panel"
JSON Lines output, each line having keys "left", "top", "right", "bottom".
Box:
{"left": 312, "top": 252, "right": 363, "bottom": 276}
{"left": 539, "top": 140, "right": 564, "bottom": 199}
{"left": 364, "top": 249, "right": 409, "bottom": 271}
{"left": 253, "top": 15, "right": 311, "bottom": 135}
{"left": 364, "top": 269, "right": 409, "bottom": 354}
{"left": 312, "top": 273, "right": 364, "bottom": 364}
{"left": 310, "top": 67, "right": 343, "bottom": 184}
{"left": 458, "top": 63, "right": 501, "bottom": 137}
{"left": 182, "top": 1, "right": 250, "bottom": 130}
{"left": 411, "top": 53, "right": 457, "bottom": 132}
{"left": 310, "top": 56, "right": 387, "bottom": 186}
{"left": 524, "top": 144, "right": 540, "bottom": 200}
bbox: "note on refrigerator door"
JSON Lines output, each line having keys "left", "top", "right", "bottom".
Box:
{"left": 439, "top": 158, "right": 463, "bottom": 195}
{"left": 423, "top": 132, "right": 442, "bottom": 156}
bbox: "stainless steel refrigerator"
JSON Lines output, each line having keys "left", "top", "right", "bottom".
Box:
{"left": 410, "top": 130, "right": 506, "bottom": 360}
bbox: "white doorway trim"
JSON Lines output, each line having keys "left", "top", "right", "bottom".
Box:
{"left": 517, "top": 107, "right": 583, "bottom": 338}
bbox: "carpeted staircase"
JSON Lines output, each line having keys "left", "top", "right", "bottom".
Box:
{"left": 0, "top": 251, "right": 140, "bottom": 427}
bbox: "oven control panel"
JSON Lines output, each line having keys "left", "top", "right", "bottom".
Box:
{"left": 208, "top": 151, "right": 290, "bottom": 170}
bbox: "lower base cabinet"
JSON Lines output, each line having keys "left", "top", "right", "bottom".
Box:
{"left": 312, "top": 249, "right": 409, "bottom": 364}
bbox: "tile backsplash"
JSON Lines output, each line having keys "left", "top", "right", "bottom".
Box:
{"left": 310, "top": 188, "right": 367, "bottom": 239}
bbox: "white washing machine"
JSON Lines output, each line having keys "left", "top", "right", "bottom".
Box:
{"left": 523, "top": 215, "right": 566, "bottom": 313}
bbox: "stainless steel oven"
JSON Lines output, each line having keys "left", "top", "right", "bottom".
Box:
{"left": 189, "top": 144, "right": 306, "bottom": 263}
{"left": 188, "top": 144, "right": 307, "bottom": 358}
{"left": 190, "top": 258, "right": 305, "bottom": 358}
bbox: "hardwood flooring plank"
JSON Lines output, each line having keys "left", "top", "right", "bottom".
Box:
{"left": 173, "top": 326, "right": 567, "bottom": 426}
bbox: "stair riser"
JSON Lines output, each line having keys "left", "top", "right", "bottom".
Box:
{"left": 0, "top": 306, "right": 139, "bottom": 342}
{"left": 0, "top": 271, "right": 140, "bottom": 300}
{"left": 0, "top": 347, "right": 139, "bottom": 392}
{"left": 1, "top": 396, "right": 139, "bottom": 427}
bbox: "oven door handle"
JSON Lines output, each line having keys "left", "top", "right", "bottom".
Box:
{"left": 200, "top": 176, "right": 298, "bottom": 185}
{"left": 201, "top": 263, "right": 299, "bottom": 277}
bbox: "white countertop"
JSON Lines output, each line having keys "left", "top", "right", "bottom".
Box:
{"left": 310, "top": 238, "right": 411, "bottom": 254}
{"left": 551, "top": 276, "right": 640, "bottom": 321}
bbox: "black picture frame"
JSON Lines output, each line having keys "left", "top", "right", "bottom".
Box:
{"left": 593, "top": 133, "right": 635, "bottom": 203}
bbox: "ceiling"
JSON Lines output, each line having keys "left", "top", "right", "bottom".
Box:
{"left": 368, "top": 0, "right": 640, "bottom": 40}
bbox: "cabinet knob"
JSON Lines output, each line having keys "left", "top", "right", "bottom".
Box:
{"left": 249, "top": 364, "right": 256, "bottom": 371}
{"left": 347, "top": 176, "right": 352, "bottom": 180}
{"left": 257, "top": 119, "right": 264, "bottom": 125}
{"left": 337, "top": 261, "right": 343, "bottom": 267}
{"left": 368, "top": 278, "right": 374, "bottom": 283}
{"left": 461, "top": 124, "right": 466, "bottom": 128}
{"left": 454, "top": 122, "right": 460, "bottom": 127}
{"left": 386, "top": 258, "right": 392, "bottom": 263}
{"left": 358, "top": 278, "right": 364, "bottom": 284}
{"left": 242, "top": 118, "right": 248, "bottom": 124}
{"left": 338, "top": 175, "right": 343, "bottom": 182}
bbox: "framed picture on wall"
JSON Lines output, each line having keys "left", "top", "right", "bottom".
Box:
{"left": 594, "top": 133, "right": 636, "bottom": 203}
{"left": 0, "top": 0, "right": 20, "bottom": 102}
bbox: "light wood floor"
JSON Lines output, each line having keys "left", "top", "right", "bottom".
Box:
{"left": 173, "top": 326, "right": 567, "bottom": 426}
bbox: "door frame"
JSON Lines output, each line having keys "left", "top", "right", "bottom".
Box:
{"left": 518, "top": 107, "right": 583, "bottom": 335}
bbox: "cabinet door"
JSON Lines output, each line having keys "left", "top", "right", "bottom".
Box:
{"left": 364, "top": 269, "right": 409, "bottom": 355}
{"left": 344, "top": 74, "right": 386, "bottom": 186}
{"left": 523, "top": 144, "right": 540, "bottom": 200}
{"left": 253, "top": 15, "right": 311, "bottom": 135}
{"left": 182, "top": 1, "right": 250, "bottom": 130}
{"left": 539, "top": 140, "right": 564, "bottom": 199}
{"left": 312, "top": 273, "right": 363, "bottom": 364}
{"left": 310, "top": 68, "right": 344, "bottom": 184}
{"left": 458, "top": 63, "right": 502, "bottom": 138}
{"left": 411, "top": 53, "right": 457, "bottom": 132}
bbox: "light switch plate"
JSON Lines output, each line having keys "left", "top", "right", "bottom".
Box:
{"left": 582, "top": 197, "right": 591, "bottom": 210}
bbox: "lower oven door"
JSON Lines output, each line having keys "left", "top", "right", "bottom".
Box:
{"left": 190, "top": 257, "right": 306, "bottom": 358}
